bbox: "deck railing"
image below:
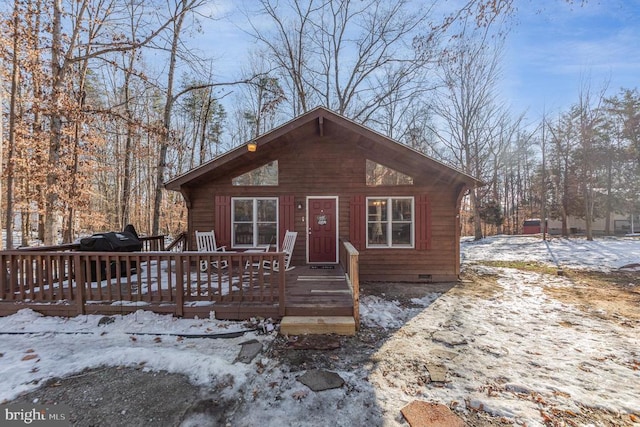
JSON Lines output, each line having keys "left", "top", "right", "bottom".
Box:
{"left": 15, "top": 235, "right": 167, "bottom": 252}
{"left": 340, "top": 240, "right": 360, "bottom": 330}
{"left": 0, "top": 250, "right": 285, "bottom": 318}
{"left": 140, "top": 235, "right": 167, "bottom": 251}
{"left": 165, "top": 232, "right": 187, "bottom": 252}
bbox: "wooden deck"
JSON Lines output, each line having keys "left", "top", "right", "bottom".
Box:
{"left": 211, "top": 265, "right": 353, "bottom": 319}
{"left": 1, "top": 240, "right": 360, "bottom": 332}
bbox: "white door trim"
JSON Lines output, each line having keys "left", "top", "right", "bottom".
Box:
{"left": 306, "top": 196, "right": 339, "bottom": 264}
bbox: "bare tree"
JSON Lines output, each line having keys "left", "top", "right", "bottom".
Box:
{"left": 430, "top": 27, "right": 506, "bottom": 240}
{"left": 248, "top": 0, "right": 320, "bottom": 115}
{"left": 4, "top": 0, "right": 22, "bottom": 248}
{"left": 41, "top": 0, "right": 188, "bottom": 244}
{"left": 500, "top": 130, "right": 539, "bottom": 234}
{"left": 175, "top": 74, "right": 227, "bottom": 167}
{"left": 570, "top": 80, "right": 609, "bottom": 241}
{"left": 487, "top": 113, "right": 523, "bottom": 234}
{"left": 249, "top": 0, "right": 431, "bottom": 124}
{"left": 118, "top": 0, "right": 146, "bottom": 229}
{"left": 152, "top": 0, "right": 207, "bottom": 236}
{"left": 234, "top": 51, "right": 286, "bottom": 139}
{"left": 603, "top": 89, "right": 640, "bottom": 234}
{"left": 547, "top": 112, "right": 580, "bottom": 237}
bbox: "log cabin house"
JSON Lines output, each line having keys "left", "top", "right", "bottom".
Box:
{"left": 0, "top": 107, "right": 479, "bottom": 334}
{"left": 165, "top": 106, "right": 480, "bottom": 283}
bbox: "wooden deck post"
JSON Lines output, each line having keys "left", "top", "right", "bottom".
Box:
{"left": 278, "top": 253, "right": 286, "bottom": 317}
{"left": 175, "top": 255, "right": 184, "bottom": 317}
{"left": 74, "top": 254, "right": 86, "bottom": 315}
{"left": 340, "top": 241, "right": 360, "bottom": 331}
{"left": 0, "top": 254, "right": 9, "bottom": 300}
{"left": 351, "top": 250, "right": 360, "bottom": 331}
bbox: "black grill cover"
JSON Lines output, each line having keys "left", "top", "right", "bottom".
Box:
{"left": 80, "top": 231, "right": 142, "bottom": 252}
{"left": 79, "top": 227, "right": 142, "bottom": 281}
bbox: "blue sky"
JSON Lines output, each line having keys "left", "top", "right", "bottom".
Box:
{"left": 196, "top": 0, "right": 640, "bottom": 124}
{"left": 503, "top": 0, "right": 640, "bottom": 120}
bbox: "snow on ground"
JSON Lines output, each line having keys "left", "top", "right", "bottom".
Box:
{"left": 462, "top": 234, "right": 640, "bottom": 271}
{"left": 1, "top": 235, "right": 639, "bottom": 426}
{"left": 0, "top": 311, "right": 267, "bottom": 403}
{"left": 366, "top": 266, "right": 639, "bottom": 424}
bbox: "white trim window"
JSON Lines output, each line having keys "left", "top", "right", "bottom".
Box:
{"left": 366, "top": 197, "right": 414, "bottom": 248}
{"left": 232, "top": 198, "right": 278, "bottom": 248}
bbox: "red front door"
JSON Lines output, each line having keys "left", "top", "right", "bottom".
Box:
{"left": 308, "top": 197, "right": 337, "bottom": 263}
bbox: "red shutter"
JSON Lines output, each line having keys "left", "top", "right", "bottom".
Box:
{"left": 415, "top": 194, "right": 431, "bottom": 250}
{"left": 279, "top": 195, "right": 295, "bottom": 245}
{"left": 214, "top": 196, "right": 231, "bottom": 248}
{"left": 350, "top": 195, "right": 365, "bottom": 250}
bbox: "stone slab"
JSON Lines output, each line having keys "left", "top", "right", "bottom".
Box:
{"left": 425, "top": 364, "right": 448, "bottom": 383}
{"left": 297, "top": 369, "right": 344, "bottom": 391}
{"left": 431, "top": 331, "right": 467, "bottom": 346}
{"left": 236, "top": 339, "right": 262, "bottom": 364}
{"left": 429, "top": 348, "right": 459, "bottom": 361}
{"left": 401, "top": 401, "right": 464, "bottom": 427}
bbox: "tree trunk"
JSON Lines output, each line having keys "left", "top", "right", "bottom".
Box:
{"left": 561, "top": 157, "right": 569, "bottom": 237}
{"left": 491, "top": 154, "right": 503, "bottom": 234}
{"left": 604, "top": 153, "right": 613, "bottom": 235}
{"left": 469, "top": 189, "right": 483, "bottom": 240}
{"left": 121, "top": 63, "right": 135, "bottom": 229}
{"left": 199, "top": 92, "right": 212, "bottom": 164}
{"left": 44, "top": 0, "right": 64, "bottom": 245}
{"left": 5, "top": 1, "right": 21, "bottom": 249}
{"left": 584, "top": 186, "right": 593, "bottom": 241}
{"left": 152, "top": 1, "right": 187, "bottom": 236}
{"left": 64, "top": 117, "right": 82, "bottom": 243}
{"left": 21, "top": 209, "right": 29, "bottom": 247}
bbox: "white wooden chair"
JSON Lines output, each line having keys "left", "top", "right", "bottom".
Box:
{"left": 263, "top": 230, "right": 297, "bottom": 272}
{"left": 195, "top": 230, "right": 227, "bottom": 271}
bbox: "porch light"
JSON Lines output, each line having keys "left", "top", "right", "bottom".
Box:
{"left": 247, "top": 140, "right": 257, "bottom": 152}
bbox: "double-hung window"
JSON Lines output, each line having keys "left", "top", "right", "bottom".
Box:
{"left": 366, "top": 197, "right": 414, "bottom": 248}
{"left": 232, "top": 198, "right": 278, "bottom": 248}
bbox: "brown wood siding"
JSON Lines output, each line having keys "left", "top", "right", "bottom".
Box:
{"left": 349, "top": 195, "right": 365, "bottom": 250}
{"left": 214, "top": 195, "right": 231, "bottom": 248}
{"left": 180, "top": 120, "right": 466, "bottom": 282}
{"left": 188, "top": 189, "right": 214, "bottom": 250}
{"left": 279, "top": 195, "right": 295, "bottom": 243}
{"left": 415, "top": 194, "right": 432, "bottom": 250}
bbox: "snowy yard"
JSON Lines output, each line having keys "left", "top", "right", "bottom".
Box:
{"left": 1, "top": 235, "right": 639, "bottom": 426}
{"left": 462, "top": 234, "right": 640, "bottom": 272}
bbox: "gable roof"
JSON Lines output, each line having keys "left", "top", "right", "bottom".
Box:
{"left": 165, "top": 106, "right": 481, "bottom": 190}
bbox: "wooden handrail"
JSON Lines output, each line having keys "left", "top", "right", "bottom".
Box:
{"left": 17, "top": 243, "right": 80, "bottom": 251}
{"left": 340, "top": 240, "right": 360, "bottom": 331}
{"left": 165, "top": 232, "right": 187, "bottom": 252}
{"left": 14, "top": 235, "right": 167, "bottom": 253}
{"left": 139, "top": 235, "right": 166, "bottom": 251}
{"left": 278, "top": 253, "right": 286, "bottom": 317}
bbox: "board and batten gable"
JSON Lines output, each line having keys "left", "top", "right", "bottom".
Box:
{"left": 165, "top": 107, "right": 480, "bottom": 282}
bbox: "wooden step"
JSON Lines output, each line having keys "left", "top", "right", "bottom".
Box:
{"left": 285, "top": 304, "right": 353, "bottom": 317}
{"left": 280, "top": 316, "right": 356, "bottom": 336}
